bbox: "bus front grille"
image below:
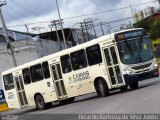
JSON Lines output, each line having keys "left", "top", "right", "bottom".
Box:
{"left": 131, "top": 63, "right": 152, "bottom": 70}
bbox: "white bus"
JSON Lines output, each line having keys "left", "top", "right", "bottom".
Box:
{"left": 2, "top": 28, "right": 159, "bottom": 110}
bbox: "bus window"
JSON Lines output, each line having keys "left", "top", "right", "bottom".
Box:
{"left": 110, "top": 47, "right": 118, "bottom": 65}
{"left": 3, "top": 74, "right": 14, "bottom": 90}
{"left": 57, "top": 64, "right": 62, "bottom": 79}
{"left": 86, "top": 44, "right": 102, "bottom": 66}
{"left": 42, "top": 61, "right": 50, "bottom": 79}
{"left": 22, "top": 68, "right": 31, "bottom": 85}
{"left": 71, "top": 49, "right": 87, "bottom": 71}
{"left": 52, "top": 65, "right": 58, "bottom": 80}
{"left": 60, "top": 55, "right": 72, "bottom": 73}
{"left": 30, "top": 64, "right": 44, "bottom": 82}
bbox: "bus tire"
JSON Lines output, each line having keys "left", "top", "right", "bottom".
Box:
{"left": 35, "top": 95, "right": 46, "bottom": 110}
{"left": 60, "top": 97, "right": 75, "bottom": 104}
{"left": 97, "top": 79, "right": 109, "bottom": 97}
{"left": 129, "top": 82, "right": 138, "bottom": 90}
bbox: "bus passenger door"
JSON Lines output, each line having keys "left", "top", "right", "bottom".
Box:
{"left": 14, "top": 75, "right": 28, "bottom": 108}
{"left": 103, "top": 46, "right": 124, "bottom": 88}
{"left": 51, "top": 63, "right": 67, "bottom": 99}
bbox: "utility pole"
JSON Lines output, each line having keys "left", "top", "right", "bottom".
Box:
{"left": 92, "top": 22, "right": 96, "bottom": 37}
{"left": 129, "top": 21, "right": 132, "bottom": 28}
{"left": 80, "top": 22, "right": 87, "bottom": 42}
{"left": 55, "top": 0, "right": 67, "bottom": 49}
{"left": 129, "top": 0, "right": 134, "bottom": 18}
{"left": 158, "top": 0, "right": 160, "bottom": 5}
{"left": 0, "top": 1, "right": 17, "bottom": 67}
{"left": 84, "top": 19, "right": 90, "bottom": 41}
{"left": 31, "top": 26, "right": 45, "bottom": 34}
{"left": 158, "top": 0, "right": 160, "bottom": 9}
{"left": 25, "top": 24, "right": 29, "bottom": 33}
{"left": 99, "top": 22, "right": 104, "bottom": 36}
{"left": 106, "top": 24, "right": 112, "bottom": 34}
{"left": 82, "top": 18, "right": 98, "bottom": 41}
{"left": 50, "top": 20, "right": 61, "bottom": 50}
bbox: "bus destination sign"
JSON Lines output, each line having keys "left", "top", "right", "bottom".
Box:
{"left": 115, "top": 30, "right": 146, "bottom": 41}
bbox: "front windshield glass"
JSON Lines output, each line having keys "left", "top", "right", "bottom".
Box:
{"left": 117, "top": 37, "right": 154, "bottom": 64}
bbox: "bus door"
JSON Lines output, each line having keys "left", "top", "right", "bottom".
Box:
{"left": 103, "top": 45, "right": 124, "bottom": 87}
{"left": 14, "top": 75, "right": 28, "bottom": 108}
{"left": 51, "top": 63, "right": 67, "bottom": 99}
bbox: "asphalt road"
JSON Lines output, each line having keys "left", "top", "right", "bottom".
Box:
{"left": 1, "top": 77, "right": 160, "bottom": 120}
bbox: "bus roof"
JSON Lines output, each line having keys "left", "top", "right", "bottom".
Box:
{"left": 1, "top": 28, "right": 143, "bottom": 75}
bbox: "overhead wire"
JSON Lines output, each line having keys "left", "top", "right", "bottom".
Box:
{"left": 5, "top": 0, "right": 157, "bottom": 29}
{"left": 6, "top": 5, "right": 33, "bottom": 21}
{"left": 2, "top": 10, "right": 30, "bottom": 24}
{"left": 11, "top": 0, "right": 47, "bottom": 20}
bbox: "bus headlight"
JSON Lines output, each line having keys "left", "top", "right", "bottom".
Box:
{"left": 125, "top": 70, "right": 133, "bottom": 75}
{"left": 154, "top": 63, "right": 158, "bottom": 69}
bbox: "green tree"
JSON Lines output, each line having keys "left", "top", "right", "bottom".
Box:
{"left": 134, "top": 18, "right": 160, "bottom": 40}
{"left": 134, "top": 18, "right": 154, "bottom": 31}
{"left": 149, "top": 20, "right": 160, "bottom": 40}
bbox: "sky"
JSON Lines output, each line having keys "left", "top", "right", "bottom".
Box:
{"left": 1, "top": 0, "right": 159, "bottom": 35}
{"left": 0, "top": 0, "right": 159, "bottom": 89}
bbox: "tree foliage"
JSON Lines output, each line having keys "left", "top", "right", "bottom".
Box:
{"left": 149, "top": 20, "right": 160, "bottom": 40}
{"left": 134, "top": 18, "right": 160, "bottom": 40}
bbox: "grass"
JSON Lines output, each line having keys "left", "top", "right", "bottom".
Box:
{"left": 0, "top": 103, "right": 10, "bottom": 112}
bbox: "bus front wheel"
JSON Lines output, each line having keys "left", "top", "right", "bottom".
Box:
{"left": 35, "top": 95, "right": 46, "bottom": 110}
{"left": 97, "top": 79, "right": 109, "bottom": 97}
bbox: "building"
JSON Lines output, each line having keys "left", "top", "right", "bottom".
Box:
{"left": 151, "top": 12, "right": 160, "bottom": 20}
{"left": 36, "top": 28, "right": 97, "bottom": 47}
{"left": 0, "top": 39, "right": 66, "bottom": 89}
{"left": 134, "top": 8, "right": 160, "bottom": 27}
{"left": 0, "top": 28, "right": 33, "bottom": 43}
{"left": 134, "top": 7, "right": 156, "bottom": 22}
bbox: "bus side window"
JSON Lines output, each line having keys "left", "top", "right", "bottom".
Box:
{"left": 42, "top": 61, "right": 50, "bottom": 79}
{"left": 60, "top": 55, "right": 72, "bottom": 74}
{"left": 3, "top": 74, "right": 14, "bottom": 91}
{"left": 71, "top": 49, "right": 87, "bottom": 71}
{"left": 86, "top": 44, "right": 102, "bottom": 66}
{"left": 30, "top": 64, "right": 44, "bottom": 82}
{"left": 22, "top": 68, "right": 31, "bottom": 85}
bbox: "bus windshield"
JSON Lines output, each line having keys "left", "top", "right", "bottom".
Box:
{"left": 117, "top": 37, "right": 154, "bottom": 64}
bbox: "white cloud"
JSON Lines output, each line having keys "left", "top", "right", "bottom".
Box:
{"left": 1, "top": 0, "right": 159, "bottom": 33}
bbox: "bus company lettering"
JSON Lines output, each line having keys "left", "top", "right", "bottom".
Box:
{"left": 8, "top": 92, "right": 14, "bottom": 99}
{"left": 73, "top": 71, "right": 90, "bottom": 82}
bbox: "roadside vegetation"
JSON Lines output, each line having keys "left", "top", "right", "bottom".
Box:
{"left": 134, "top": 18, "right": 160, "bottom": 59}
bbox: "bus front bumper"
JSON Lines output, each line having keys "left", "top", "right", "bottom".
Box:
{"left": 123, "top": 68, "right": 159, "bottom": 85}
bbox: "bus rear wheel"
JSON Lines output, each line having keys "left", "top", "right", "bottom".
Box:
{"left": 35, "top": 95, "right": 46, "bottom": 110}
{"left": 129, "top": 82, "right": 138, "bottom": 90}
{"left": 97, "top": 79, "right": 109, "bottom": 97}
